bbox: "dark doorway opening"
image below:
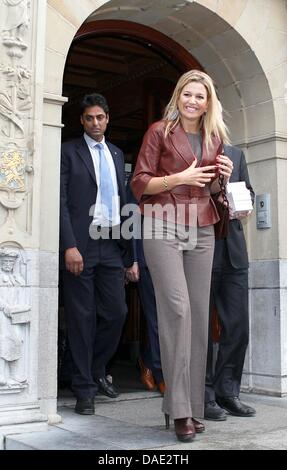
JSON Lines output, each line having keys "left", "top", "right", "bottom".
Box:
{"left": 62, "top": 36, "right": 179, "bottom": 150}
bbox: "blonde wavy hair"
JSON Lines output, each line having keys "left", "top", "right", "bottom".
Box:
{"left": 163, "top": 70, "right": 230, "bottom": 149}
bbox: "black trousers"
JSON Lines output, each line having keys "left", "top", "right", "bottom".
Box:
{"left": 137, "top": 265, "right": 163, "bottom": 384}
{"left": 205, "top": 248, "right": 249, "bottom": 402}
{"left": 62, "top": 238, "right": 127, "bottom": 399}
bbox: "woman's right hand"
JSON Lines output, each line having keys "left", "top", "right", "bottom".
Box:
{"left": 179, "top": 159, "right": 216, "bottom": 187}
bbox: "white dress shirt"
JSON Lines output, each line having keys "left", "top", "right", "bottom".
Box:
{"left": 84, "top": 133, "right": 120, "bottom": 227}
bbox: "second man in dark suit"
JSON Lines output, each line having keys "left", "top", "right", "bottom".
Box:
{"left": 60, "top": 93, "right": 132, "bottom": 414}
{"left": 204, "top": 144, "right": 256, "bottom": 420}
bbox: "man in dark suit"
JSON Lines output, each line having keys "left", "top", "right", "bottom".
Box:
{"left": 60, "top": 93, "right": 132, "bottom": 414}
{"left": 204, "top": 144, "right": 256, "bottom": 420}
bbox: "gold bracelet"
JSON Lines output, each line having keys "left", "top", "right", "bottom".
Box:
{"left": 163, "top": 175, "right": 169, "bottom": 191}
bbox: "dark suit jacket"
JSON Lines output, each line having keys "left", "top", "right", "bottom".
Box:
{"left": 60, "top": 136, "right": 133, "bottom": 267}
{"left": 213, "top": 145, "right": 255, "bottom": 270}
{"left": 126, "top": 173, "right": 146, "bottom": 268}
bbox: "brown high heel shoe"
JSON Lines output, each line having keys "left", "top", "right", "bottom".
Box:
{"left": 165, "top": 413, "right": 170, "bottom": 429}
{"left": 164, "top": 413, "right": 197, "bottom": 442}
{"left": 192, "top": 417, "right": 205, "bottom": 433}
{"left": 174, "top": 417, "right": 195, "bottom": 442}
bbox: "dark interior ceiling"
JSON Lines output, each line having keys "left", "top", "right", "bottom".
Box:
{"left": 62, "top": 35, "right": 181, "bottom": 160}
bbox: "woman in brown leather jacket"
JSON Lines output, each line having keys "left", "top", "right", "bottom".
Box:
{"left": 131, "top": 70, "right": 233, "bottom": 443}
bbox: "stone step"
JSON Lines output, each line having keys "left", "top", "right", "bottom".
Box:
{"left": 5, "top": 426, "right": 122, "bottom": 450}
{"left": 4, "top": 407, "right": 174, "bottom": 450}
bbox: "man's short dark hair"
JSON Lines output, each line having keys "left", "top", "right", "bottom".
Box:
{"left": 80, "top": 93, "right": 109, "bottom": 116}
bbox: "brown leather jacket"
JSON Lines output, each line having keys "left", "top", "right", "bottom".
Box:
{"left": 131, "top": 120, "right": 222, "bottom": 227}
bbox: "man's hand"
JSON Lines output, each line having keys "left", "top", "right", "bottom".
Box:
{"left": 125, "top": 262, "right": 140, "bottom": 283}
{"left": 65, "top": 247, "right": 84, "bottom": 276}
{"left": 229, "top": 209, "right": 252, "bottom": 220}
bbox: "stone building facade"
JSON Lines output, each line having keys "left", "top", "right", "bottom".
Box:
{"left": 0, "top": 0, "right": 286, "bottom": 440}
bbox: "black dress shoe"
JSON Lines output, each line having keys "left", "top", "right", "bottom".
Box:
{"left": 204, "top": 401, "right": 227, "bottom": 421}
{"left": 96, "top": 376, "right": 119, "bottom": 398}
{"left": 192, "top": 418, "right": 205, "bottom": 433}
{"left": 216, "top": 396, "right": 256, "bottom": 417}
{"left": 75, "top": 397, "right": 95, "bottom": 415}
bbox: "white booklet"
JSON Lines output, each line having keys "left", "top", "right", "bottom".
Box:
{"left": 226, "top": 182, "right": 253, "bottom": 214}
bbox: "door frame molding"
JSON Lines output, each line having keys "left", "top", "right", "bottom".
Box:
{"left": 74, "top": 19, "right": 203, "bottom": 72}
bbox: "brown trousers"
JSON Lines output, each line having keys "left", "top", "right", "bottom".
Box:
{"left": 143, "top": 220, "right": 214, "bottom": 419}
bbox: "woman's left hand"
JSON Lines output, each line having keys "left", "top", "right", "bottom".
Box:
{"left": 216, "top": 155, "right": 233, "bottom": 184}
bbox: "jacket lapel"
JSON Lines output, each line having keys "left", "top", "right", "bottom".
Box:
{"left": 169, "top": 123, "right": 196, "bottom": 167}
{"left": 170, "top": 123, "right": 222, "bottom": 168}
{"left": 76, "top": 137, "right": 97, "bottom": 184}
{"left": 201, "top": 129, "right": 218, "bottom": 166}
{"left": 200, "top": 130, "right": 222, "bottom": 166}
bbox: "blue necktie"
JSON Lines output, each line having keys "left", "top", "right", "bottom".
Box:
{"left": 95, "top": 143, "right": 115, "bottom": 222}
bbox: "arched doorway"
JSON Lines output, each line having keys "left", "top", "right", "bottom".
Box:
{"left": 59, "top": 20, "right": 203, "bottom": 387}
{"left": 40, "top": 0, "right": 285, "bottom": 425}
{"left": 1, "top": 0, "right": 286, "bottom": 438}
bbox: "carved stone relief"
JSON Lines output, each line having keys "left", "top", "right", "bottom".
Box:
{"left": 0, "top": 148, "right": 26, "bottom": 191}
{"left": 0, "top": 299, "right": 30, "bottom": 389}
{"left": 0, "top": 245, "right": 26, "bottom": 285}
{"left": 0, "top": 146, "right": 29, "bottom": 234}
{"left": 2, "top": 0, "right": 29, "bottom": 59}
{"left": 0, "top": 1, "right": 33, "bottom": 395}
{"left": 0, "top": 243, "right": 30, "bottom": 392}
{"left": 0, "top": 0, "right": 33, "bottom": 235}
{"left": 0, "top": 63, "right": 32, "bottom": 139}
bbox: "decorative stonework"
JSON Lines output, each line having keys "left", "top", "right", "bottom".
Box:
{"left": 0, "top": 243, "right": 30, "bottom": 392}
{"left": 0, "top": 64, "right": 32, "bottom": 138}
{"left": 0, "top": 0, "right": 32, "bottom": 397}
{"left": 0, "top": 147, "right": 29, "bottom": 234}
{"left": 0, "top": 299, "right": 30, "bottom": 390}
{"left": 0, "top": 246, "right": 26, "bottom": 285}
{"left": 0, "top": 0, "right": 32, "bottom": 235}
{"left": 2, "top": 0, "right": 29, "bottom": 59}
{"left": 0, "top": 149, "right": 26, "bottom": 191}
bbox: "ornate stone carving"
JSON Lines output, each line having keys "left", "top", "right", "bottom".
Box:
{"left": 0, "top": 90, "right": 24, "bottom": 136}
{"left": 0, "top": 247, "right": 25, "bottom": 285}
{"left": 0, "top": 69, "right": 32, "bottom": 138}
{"left": 0, "top": 242, "right": 28, "bottom": 283}
{"left": 0, "top": 243, "right": 30, "bottom": 391}
{"left": 2, "top": 0, "right": 29, "bottom": 59}
{"left": 0, "top": 149, "right": 26, "bottom": 191}
{"left": 0, "top": 1, "right": 32, "bottom": 230}
{"left": 0, "top": 147, "right": 29, "bottom": 233}
{"left": 0, "top": 298, "right": 30, "bottom": 388}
